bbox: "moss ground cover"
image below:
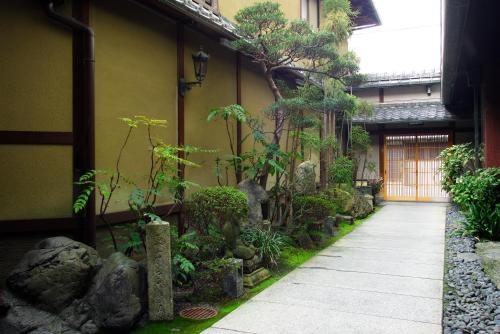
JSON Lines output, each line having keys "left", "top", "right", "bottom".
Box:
{"left": 132, "top": 212, "right": 374, "bottom": 334}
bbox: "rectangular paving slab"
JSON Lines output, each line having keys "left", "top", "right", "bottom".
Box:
{"left": 280, "top": 266, "right": 443, "bottom": 298}
{"left": 202, "top": 203, "right": 446, "bottom": 334}
{"left": 320, "top": 245, "right": 444, "bottom": 265}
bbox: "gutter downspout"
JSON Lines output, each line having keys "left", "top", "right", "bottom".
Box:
{"left": 45, "top": 1, "right": 96, "bottom": 247}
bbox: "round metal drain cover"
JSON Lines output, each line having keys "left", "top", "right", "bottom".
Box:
{"left": 179, "top": 306, "right": 218, "bottom": 320}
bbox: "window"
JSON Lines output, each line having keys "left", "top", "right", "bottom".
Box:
{"left": 301, "top": 0, "right": 320, "bottom": 29}
{"left": 193, "top": 0, "right": 218, "bottom": 13}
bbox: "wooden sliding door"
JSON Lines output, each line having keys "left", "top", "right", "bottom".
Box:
{"left": 384, "top": 134, "right": 449, "bottom": 202}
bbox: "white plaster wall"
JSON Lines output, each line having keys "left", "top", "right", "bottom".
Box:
{"left": 353, "top": 83, "right": 441, "bottom": 104}
{"left": 384, "top": 84, "right": 441, "bottom": 103}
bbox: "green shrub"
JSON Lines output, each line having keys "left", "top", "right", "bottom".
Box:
{"left": 293, "top": 195, "right": 336, "bottom": 223}
{"left": 194, "top": 258, "right": 240, "bottom": 301}
{"left": 321, "top": 187, "right": 354, "bottom": 214}
{"left": 451, "top": 167, "right": 500, "bottom": 240}
{"left": 439, "top": 143, "right": 479, "bottom": 192}
{"left": 195, "top": 227, "right": 226, "bottom": 261}
{"left": 328, "top": 156, "right": 354, "bottom": 186}
{"left": 241, "top": 227, "right": 290, "bottom": 267}
{"left": 185, "top": 186, "right": 248, "bottom": 233}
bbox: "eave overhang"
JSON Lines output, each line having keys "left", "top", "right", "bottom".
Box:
{"left": 441, "top": 0, "right": 470, "bottom": 107}
{"left": 350, "top": 0, "right": 381, "bottom": 30}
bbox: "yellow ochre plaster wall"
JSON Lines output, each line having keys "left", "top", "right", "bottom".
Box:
{"left": 92, "top": 0, "right": 178, "bottom": 213}
{"left": 0, "top": 1, "right": 73, "bottom": 220}
{"left": 184, "top": 28, "right": 238, "bottom": 189}
{"left": 219, "top": 0, "right": 301, "bottom": 22}
{"left": 0, "top": 1, "right": 73, "bottom": 132}
{"left": 0, "top": 146, "right": 73, "bottom": 220}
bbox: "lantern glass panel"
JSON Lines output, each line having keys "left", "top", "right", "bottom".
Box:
{"left": 192, "top": 48, "right": 209, "bottom": 82}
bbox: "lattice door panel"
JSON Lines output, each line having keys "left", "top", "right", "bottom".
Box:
{"left": 384, "top": 134, "right": 449, "bottom": 202}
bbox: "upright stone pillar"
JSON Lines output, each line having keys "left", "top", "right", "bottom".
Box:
{"left": 145, "top": 221, "right": 173, "bottom": 321}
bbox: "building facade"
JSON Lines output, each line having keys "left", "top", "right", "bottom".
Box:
{"left": 442, "top": 0, "right": 500, "bottom": 169}
{"left": 351, "top": 71, "right": 474, "bottom": 201}
{"left": 0, "top": 0, "right": 379, "bottom": 265}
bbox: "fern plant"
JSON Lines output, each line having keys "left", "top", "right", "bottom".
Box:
{"left": 73, "top": 115, "right": 208, "bottom": 254}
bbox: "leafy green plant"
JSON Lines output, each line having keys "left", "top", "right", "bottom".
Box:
{"left": 173, "top": 254, "right": 196, "bottom": 287}
{"left": 73, "top": 116, "right": 204, "bottom": 254}
{"left": 241, "top": 227, "right": 290, "bottom": 267}
{"left": 451, "top": 167, "right": 500, "bottom": 240}
{"left": 292, "top": 195, "right": 337, "bottom": 224}
{"left": 185, "top": 186, "right": 248, "bottom": 233}
{"left": 208, "top": 104, "right": 248, "bottom": 184}
{"left": 194, "top": 257, "right": 241, "bottom": 301}
{"left": 351, "top": 125, "right": 370, "bottom": 153}
{"left": 195, "top": 226, "right": 226, "bottom": 261}
{"left": 170, "top": 227, "right": 199, "bottom": 287}
{"left": 328, "top": 156, "right": 354, "bottom": 186}
{"left": 439, "top": 143, "right": 481, "bottom": 192}
{"left": 368, "top": 177, "right": 384, "bottom": 196}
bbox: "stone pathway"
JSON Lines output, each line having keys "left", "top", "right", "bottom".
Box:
{"left": 202, "top": 202, "right": 447, "bottom": 334}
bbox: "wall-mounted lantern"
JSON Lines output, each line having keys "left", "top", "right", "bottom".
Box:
{"left": 179, "top": 47, "right": 210, "bottom": 96}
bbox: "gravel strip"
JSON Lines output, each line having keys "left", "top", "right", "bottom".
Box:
{"left": 444, "top": 205, "right": 500, "bottom": 334}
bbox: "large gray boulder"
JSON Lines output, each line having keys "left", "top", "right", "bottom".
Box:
{"left": 237, "top": 179, "right": 269, "bottom": 225}
{"left": 476, "top": 241, "right": 500, "bottom": 289}
{"left": 2, "top": 238, "right": 146, "bottom": 334}
{"left": 88, "top": 252, "right": 146, "bottom": 331}
{"left": 6, "top": 237, "right": 99, "bottom": 312}
{"left": 0, "top": 290, "right": 80, "bottom": 334}
{"left": 295, "top": 161, "right": 316, "bottom": 195}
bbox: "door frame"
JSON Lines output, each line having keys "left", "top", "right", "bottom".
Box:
{"left": 380, "top": 130, "right": 453, "bottom": 202}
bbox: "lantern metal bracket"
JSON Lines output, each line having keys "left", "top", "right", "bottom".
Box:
{"left": 178, "top": 78, "right": 202, "bottom": 97}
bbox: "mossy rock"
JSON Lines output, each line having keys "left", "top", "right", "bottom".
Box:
{"left": 476, "top": 242, "right": 500, "bottom": 289}
{"left": 233, "top": 245, "right": 256, "bottom": 260}
{"left": 322, "top": 187, "right": 354, "bottom": 214}
{"left": 295, "top": 231, "right": 315, "bottom": 249}
{"left": 351, "top": 193, "right": 373, "bottom": 219}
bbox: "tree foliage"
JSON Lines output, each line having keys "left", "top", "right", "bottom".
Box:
{"left": 231, "top": 1, "right": 362, "bottom": 187}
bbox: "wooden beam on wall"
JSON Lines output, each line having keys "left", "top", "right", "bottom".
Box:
{"left": 0, "top": 217, "right": 78, "bottom": 234}
{"left": 0, "top": 131, "right": 73, "bottom": 145}
{"left": 367, "top": 127, "right": 464, "bottom": 135}
{"left": 379, "top": 133, "right": 384, "bottom": 179}
{"left": 378, "top": 87, "right": 384, "bottom": 103}
{"left": 0, "top": 204, "right": 180, "bottom": 234}
{"left": 236, "top": 52, "right": 242, "bottom": 183}
{"left": 176, "top": 22, "right": 186, "bottom": 233}
{"left": 177, "top": 23, "right": 185, "bottom": 177}
{"left": 100, "top": 204, "right": 180, "bottom": 225}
